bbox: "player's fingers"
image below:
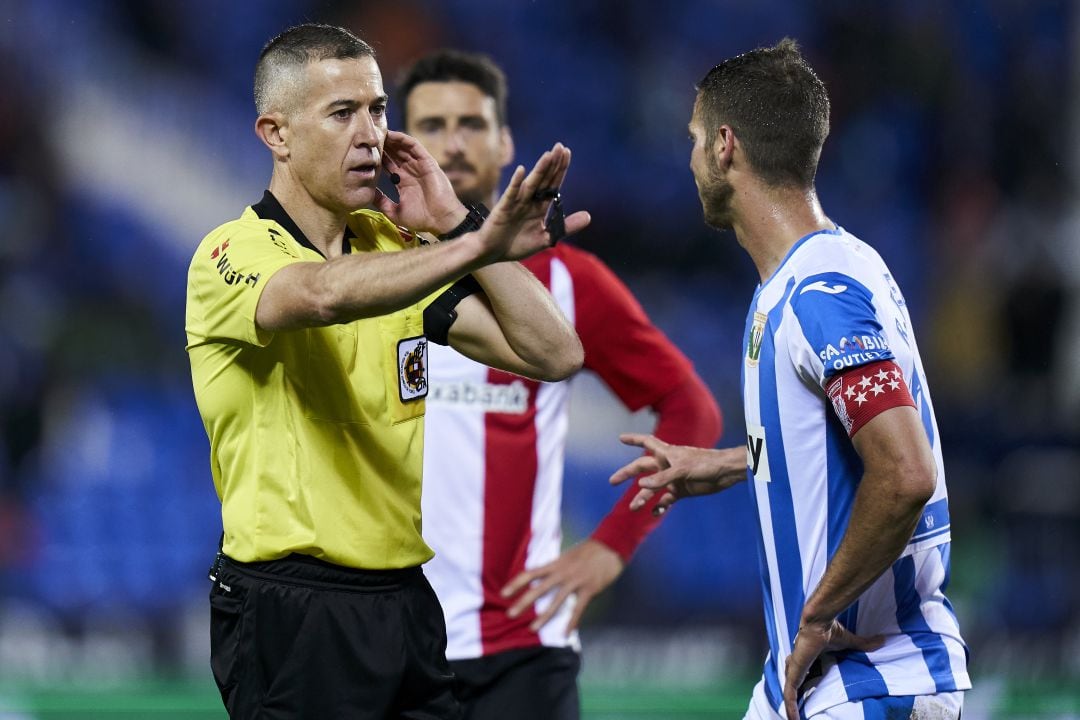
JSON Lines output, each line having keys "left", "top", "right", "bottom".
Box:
{"left": 831, "top": 626, "right": 884, "bottom": 653}
{"left": 609, "top": 456, "right": 661, "bottom": 485}
{"left": 383, "top": 130, "right": 427, "bottom": 162}
{"left": 541, "top": 145, "right": 570, "bottom": 194}
{"left": 629, "top": 486, "right": 657, "bottom": 511}
{"left": 618, "top": 433, "right": 652, "bottom": 448}
{"left": 535, "top": 143, "right": 566, "bottom": 188}
{"left": 529, "top": 586, "right": 574, "bottom": 632}
{"left": 519, "top": 149, "right": 556, "bottom": 200}
{"left": 562, "top": 210, "right": 591, "bottom": 238}
{"left": 636, "top": 434, "right": 672, "bottom": 457}
{"left": 495, "top": 166, "right": 527, "bottom": 211}
{"left": 652, "top": 492, "right": 678, "bottom": 516}
{"left": 636, "top": 468, "right": 679, "bottom": 489}
{"left": 500, "top": 566, "right": 541, "bottom": 598}
{"left": 507, "top": 576, "right": 558, "bottom": 618}
{"left": 783, "top": 658, "right": 808, "bottom": 720}
{"left": 783, "top": 685, "right": 799, "bottom": 720}
{"left": 381, "top": 132, "right": 415, "bottom": 164}
{"left": 564, "top": 590, "right": 589, "bottom": 636}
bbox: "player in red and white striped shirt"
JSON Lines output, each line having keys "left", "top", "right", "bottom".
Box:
{"left": 400, "top": 50, "right": 723, "bottom": 720}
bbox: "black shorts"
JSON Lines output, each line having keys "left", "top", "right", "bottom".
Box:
{"left": 450, "top": 646, "right": 580, "bottom": 720}
{"left": 209, "top": 553, "right": 462, "bottom": 720}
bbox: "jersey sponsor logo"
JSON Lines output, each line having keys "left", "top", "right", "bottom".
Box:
{"left": 746, "top": 422, "right": 771, "bottom": 483}
{"left": 818, "top": 334, "right": 889, "bottom": 371}
{"left": 427, "top": 380, "right": 530, "bottom": 414}
{"left": 799, "top": 280, "right": 848, "bottom": 295}
{"left": 212, "top": 250, "right": 261, "bottom": 289}
{"left": 397, "top": 336, "right": 428, "bottom": 402}
{"left": 746, "top": 312, "right": 767, "bottom": 368}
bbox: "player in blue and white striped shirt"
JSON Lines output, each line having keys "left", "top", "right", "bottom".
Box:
{"left": 611, "top": 39, "right": 970, "bottom": 720}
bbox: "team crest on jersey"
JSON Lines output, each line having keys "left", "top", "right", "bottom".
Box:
{"left": 397, "top": 336, "right": 428, "bottom": 402}
{"left": 746, "top": 312, "right": 767, "bottom": 367}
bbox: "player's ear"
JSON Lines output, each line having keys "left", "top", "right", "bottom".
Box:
{"left": 256, "top": 112, "right": 290, "bottom": 160}
{"left": 714, "top": 124, "right": 735, "bottom": 170}
{"left": 498, "top": 126, "right": 515, "bottom": 168}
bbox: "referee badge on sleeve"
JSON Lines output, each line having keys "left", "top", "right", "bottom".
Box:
{"left": 397, "top": 336, "right": 428, "bottom": 402}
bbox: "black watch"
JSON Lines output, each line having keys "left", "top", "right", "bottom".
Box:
{"left": 438, "top": 203, "right": 490, "bottom": 241}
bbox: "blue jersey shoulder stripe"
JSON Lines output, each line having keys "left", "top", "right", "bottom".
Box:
{"left": 790, "top": 271, "right": 894, "bottom": 380}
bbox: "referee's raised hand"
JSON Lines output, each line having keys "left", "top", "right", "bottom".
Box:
{"left": 476, "top": 142, "right": 591, "bottom": 262}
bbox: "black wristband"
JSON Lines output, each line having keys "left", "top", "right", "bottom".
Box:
{"left": 438, "top": 203, "right": 489, "bottom": 241}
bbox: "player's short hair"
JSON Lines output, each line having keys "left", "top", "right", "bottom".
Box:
{"left": 696, "top": 38, "right": 829, "bottom": 189}
{"left": 254, "top": 23, "right": 375, "bottom": 114}
{"left": 396, "top": 49, "right": 508, "bottom": 128}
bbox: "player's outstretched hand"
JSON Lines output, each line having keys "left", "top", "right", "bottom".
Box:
{"left": 475, "top": 143, "right": 590, "bottom": 263}
{"left": 609, "top": 435, "right": 746, "bottom": 515}
{"left": 501, "top": 539, "right": 624, "bottom": 636}
{"left": 783, "top": 619, "right": 884, "bottom": 720}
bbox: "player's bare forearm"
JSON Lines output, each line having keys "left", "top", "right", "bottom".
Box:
{"left": 800, "top": 407, "right": 936, "bottom": 626}
{"left": 256, "top": 234, "right": 490, "bottom": 332}
{"left": 447, "top": 261, "right": 582, "bottom": 381}
{"left": 478, "top": 261, "right": 582, "bottom": 373}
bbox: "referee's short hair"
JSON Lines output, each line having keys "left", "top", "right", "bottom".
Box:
{"left": 255, "top": 23, "right": 375, "bottom": 115}
{"left": 397, "top": 49, "right": 508, "bottom": 129}
{"left": 696, "top": 38, "right": 830, "bottom": 190}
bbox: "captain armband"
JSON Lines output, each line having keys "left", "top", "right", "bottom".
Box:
{"left": 825, "top": 359, "right": 916, "bottom": 437}
{"left": 423, "top": 275, "right": 483, "bottom": 345}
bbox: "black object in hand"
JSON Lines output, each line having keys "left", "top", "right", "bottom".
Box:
{"left": 544, "top": 193, "right": 566, "bottom": 244}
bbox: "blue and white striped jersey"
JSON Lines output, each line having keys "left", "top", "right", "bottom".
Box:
{"left": 740, "top": 227, "right": 970, "bottom": 718}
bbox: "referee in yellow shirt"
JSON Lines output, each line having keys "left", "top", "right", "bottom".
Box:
{"left": 185, "top": 23, "right": 588, "bottom": 720}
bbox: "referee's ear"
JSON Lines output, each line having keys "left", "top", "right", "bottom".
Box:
{"left": 256, "top": 113, "right": 290, "bottom": 160}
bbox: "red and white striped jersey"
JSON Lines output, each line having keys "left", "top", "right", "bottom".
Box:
{"left": 421, "top": 244, "right": 706, "bottom": 660}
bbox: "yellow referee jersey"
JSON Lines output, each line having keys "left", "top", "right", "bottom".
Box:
{"left": 186, "top": 191, "right": 439, "bottom": 569}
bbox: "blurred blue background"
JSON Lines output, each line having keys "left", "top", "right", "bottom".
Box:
{"left": 1, "top": 0, "right": 1078, "bottom": 717}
